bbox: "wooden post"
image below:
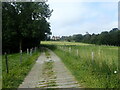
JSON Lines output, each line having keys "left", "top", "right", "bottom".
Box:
{"left": 30, "top": 49, "right": 31, "bottom": 56}
{"left": 30, "top": 49, "right": 32, "bottom": 56}
{"left": 20, "top": 50, "right": 22, "bottom": 64}
{"left": 27, "top": 48, "right": 29, "bottom": 55}
{"left": 69, "top": 47, "right": 71, "bottom": 53}
{"left": 5, "top": 52, "right": 9, "bottom": 73}
{"left": 35, "top": 47, "right": 37, "bottom": 52}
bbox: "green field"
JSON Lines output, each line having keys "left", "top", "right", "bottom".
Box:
{"left": 41, "top": 41, "right": 90, "bottom": 46}
{"left": 42, "top": 41, "right": 119, "bottom": 88}
{"left": 2, "top": 50, "right": 40, "bottom": 88}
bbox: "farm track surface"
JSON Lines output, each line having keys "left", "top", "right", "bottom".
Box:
{"left": 19, "top": 49, "right": 80, "bottom": 88}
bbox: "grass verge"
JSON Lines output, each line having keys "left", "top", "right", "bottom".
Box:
{"left": 42, "top": 61, "right": 56, "bottom": 87}
{"left": 51, "top": 47, "right": 119, "bottom": 88}
{"left": 42, "top": 50, "right": 56, "bottom": 87}
{"left": 2, "top": 50, "right": 40, "bottom": 88}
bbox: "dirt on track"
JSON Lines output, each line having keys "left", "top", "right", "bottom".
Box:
{"left": 19, "top": 48, "right": 80, "bottom": 88}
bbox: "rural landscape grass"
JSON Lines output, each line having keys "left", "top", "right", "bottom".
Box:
{"left": 2, "top": 41, "right": 119, "bottom": 88}
{"left": 42, "top": 61, "right": 56, "bottom": 87}
{"left": 2, "top": 1, "right": 119, "bottom": 89}
{"left": 41, "top": 41, "right": 90, "bottom": 46}
{"left": 42, "top": 50, "right": 56, "bottom": 87}
{"left": 42, "top": 41, "right": 119, "bottom": 88}
{"left": 2, "top": 50, "right": 40, "bottom": 88}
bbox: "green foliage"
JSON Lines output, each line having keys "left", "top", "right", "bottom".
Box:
{"left": 45, "top": 41, "right": 119, "bottom": 88}
{"left": 72, "top": 34, "right": 83, "bottom": 42}
{"left": 61, "top": 28, "right": 120, "bottom": 46}
{"left": 2, "top": 50, "right": 40, "bottom": 88}
{"left": 2, "top": 2, "right": 52, "bottom": 53}
{"left": 54, "top": 47, "right": 119, "bottom": 88}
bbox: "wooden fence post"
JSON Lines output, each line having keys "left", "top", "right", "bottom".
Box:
{"left": 35, "top": 47, "right": 37, "bottom": 52}
{"left": 69, "top": 47, "right": 71, "bottom": 53}
{"left": 30, "top": 48, "right": 32, "bottom": 56}
{"left": 5, "top": 52, "right": 9, "bottom": 73}
{"left": 27, "top": 48, "right": 29, "bottom": 55}
{"left": 20, "top": 50, "right": 22, "bottom": 64}
{"left": 30, "top": 49, "right": 31, "bottom": 56}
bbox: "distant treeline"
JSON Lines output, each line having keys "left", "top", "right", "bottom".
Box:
{"left": 2, "top": 2, "right": 52, "bottom": 53}
{"left": 61, "top": 28, "right": 120, "bottom": 46}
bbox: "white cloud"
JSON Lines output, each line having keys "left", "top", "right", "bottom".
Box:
{"left": 48, "top": 1, "right": 118, "bottom": 36}
{"left": 52, "top": 21, "right": 118, "bottom": 36}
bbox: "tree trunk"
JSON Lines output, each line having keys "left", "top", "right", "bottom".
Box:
{"left": 19, "top": 39, "right": 22, "bottom": 51}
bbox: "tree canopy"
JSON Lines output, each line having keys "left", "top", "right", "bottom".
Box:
{"left": 60, "top": 28, "right": 120, "bottom": 46}
{"left": 2, "top": 2, "right": 52, "bottom": 53}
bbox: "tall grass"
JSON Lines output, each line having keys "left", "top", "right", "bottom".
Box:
{"left": 2, "top": 50, "right": 40, "bottom": 88}
{"left": 43, "top": 41, "right": 119, "bottom": 88}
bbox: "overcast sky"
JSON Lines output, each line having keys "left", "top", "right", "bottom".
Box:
{"left": 47, "top": 0, "right": 118, "bottom": 36}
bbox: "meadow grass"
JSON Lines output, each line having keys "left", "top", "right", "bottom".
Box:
{"left": 42, "top": 61, "right": 56, "bottom": 87}
{"left": 42, "top": 41, "right": 119, "bottom": 88}
{"left": 2, "top": 50, "right": 40, "bottom": 88}
{"left": 41, "top": 41, "right": 90, "bottom": 46}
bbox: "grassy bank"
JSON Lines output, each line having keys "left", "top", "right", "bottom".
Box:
{"left": 2, "top": 50, "right": 40, "bottom": 88}
{"left": 42, "top": 41, "right": 119, "bottom": 88}
{"left": 54, "top": 47, "right": 119, "bottom": 88}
